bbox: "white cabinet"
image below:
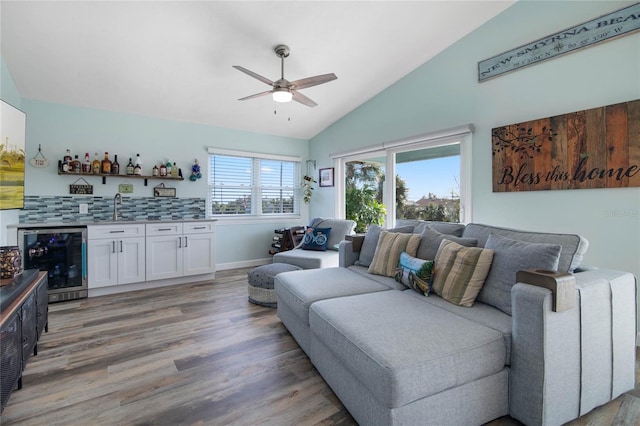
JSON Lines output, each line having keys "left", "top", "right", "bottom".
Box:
{"left": 145, "top": 221, "right": 215, "bottom": 281}
{"left": 87, "top": 224, "right": 146, "bottom": 288}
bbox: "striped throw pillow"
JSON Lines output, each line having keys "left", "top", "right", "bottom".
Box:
{"left": 368, "top": 231, "right": 421, "bottom": 277}
{"left": 432, "top": 239, "right": 494, "bottom": 307}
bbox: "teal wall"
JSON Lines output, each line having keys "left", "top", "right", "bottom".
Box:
{"left": 310, "top": 0, "right": 640, "bottom": 280}
{"left": 0, "top": 57, "right": 22, "bottom": 242}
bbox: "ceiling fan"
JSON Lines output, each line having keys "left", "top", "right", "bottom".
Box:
{"left": 233, "top": 44, "right": 337, "bottom": 108}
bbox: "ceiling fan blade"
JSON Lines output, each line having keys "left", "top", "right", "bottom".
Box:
{"left": 238, "top": 90, "right": 273, "bottom": 101}
{"left": 291, "top": 73, "right": 337, "bottom": 90}
{"left": 233, "top": 65, "right": 274, "bottom": 86}
{"left": 292, "top": 90, "right": 318, "bottom": 107}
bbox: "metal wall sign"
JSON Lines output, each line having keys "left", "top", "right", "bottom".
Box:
{"left": 479, "top": 3, "right": 640, "bottom": 82}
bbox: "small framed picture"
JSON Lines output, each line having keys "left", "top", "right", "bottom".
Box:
{"left": 319, "top": 167, "right": 334, "bottom": 187}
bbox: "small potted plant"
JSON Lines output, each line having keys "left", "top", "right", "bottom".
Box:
{"left": 302, "top": 174, "right": 316, "bottom": 204}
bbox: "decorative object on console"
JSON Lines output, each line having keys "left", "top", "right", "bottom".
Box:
{"left": 0, "top": 246, "right": 22, "bottom": 279}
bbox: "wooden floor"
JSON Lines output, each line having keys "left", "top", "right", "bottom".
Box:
{"left": 2, "top": 267, "right": 639, "bottom": 425}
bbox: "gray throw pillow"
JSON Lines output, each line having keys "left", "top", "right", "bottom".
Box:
{"left": 314, "top": 218, "right": 356, "bottom": 251}
{"left": 355, "top": 224, "right": 414, "bottom": 267}
{"left": 416, "top": 226, "right": 478, "bottom": 260}
{"left": 478, "top": 233, "right": 562, "bottom": 315}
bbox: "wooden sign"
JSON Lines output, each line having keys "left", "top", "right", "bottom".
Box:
{"left": 492, "top": 99, "right": 640, "bottom": 192}
{"left": 479, "top": 3, "right": 640, "bottom": 82}
{"left": 69, "top": 178, "right": 93, "bottom": 194}
{"left": 153, "top": 183, "right": 176, "bottom": 197}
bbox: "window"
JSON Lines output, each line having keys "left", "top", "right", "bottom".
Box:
{"left": 332, "top": 126, "right": 472, "bottom": 228}
{"left": 208, "top": 149, "right": 300, "bottom": 217}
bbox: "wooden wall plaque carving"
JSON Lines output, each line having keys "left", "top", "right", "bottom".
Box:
{"left": 492, "top": 99, "right": 640, "bottom": 192}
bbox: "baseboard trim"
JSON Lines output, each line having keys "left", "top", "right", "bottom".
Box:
{"left": 88, "top": 273, "right": 216, "bottom": 297}
{"left": 216, "top": 258, "right": 271, "bottom": 271}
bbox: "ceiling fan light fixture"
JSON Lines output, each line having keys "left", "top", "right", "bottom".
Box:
{"left": 272, "top": 88, "right": 293, "bottom": 103}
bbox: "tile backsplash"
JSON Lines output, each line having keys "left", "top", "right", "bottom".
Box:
{"left": 20, "top": 196, "right": 206, "bottom": 223}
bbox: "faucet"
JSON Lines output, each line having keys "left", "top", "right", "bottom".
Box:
{"left": 113, "top": 193, "right": 122, "bottom": 221}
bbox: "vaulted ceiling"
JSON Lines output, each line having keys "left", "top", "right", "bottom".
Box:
{"left": 1, "top": 1, "right": 514, "bottom": 140}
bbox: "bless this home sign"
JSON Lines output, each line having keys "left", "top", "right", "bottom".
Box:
{"left": 492, "top": 99, "right": 640, "bottom": 193}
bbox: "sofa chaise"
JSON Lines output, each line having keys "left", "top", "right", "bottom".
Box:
{"left": 274, "top": 221, "right": 637, "bottom": 425}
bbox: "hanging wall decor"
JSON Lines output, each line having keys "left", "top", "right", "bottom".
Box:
{"left": 479, "top": 3, "right": 640, "bottom": 82}
{"left": 492, "top": 99, "right": 640, "bottom": 193}
{"left": 0, "top": 100, "right": 26, "bottom": 210}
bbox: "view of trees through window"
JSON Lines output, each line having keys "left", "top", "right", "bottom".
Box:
{"left": 345, "top": 144, "right": 460, "bottom": 232}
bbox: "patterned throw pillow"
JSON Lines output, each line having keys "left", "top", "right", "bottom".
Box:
{"left": 432, "top": 239, "right": 494, "bottom": 307}
{"left": 301, "top": 227, "right": 332, "bottom": 251}
{"left": 368, "top": 231, "right": 421, "bottom": 277}
{"left": 395, "top": 251, "right": 433, "bottom": 296}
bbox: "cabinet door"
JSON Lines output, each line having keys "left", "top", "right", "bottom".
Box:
{"left": 87, "top": 239, "right": 118, "bottom": 288}
{"left": 117, "top": 237, "right": 146, "bottom": 285}
{"left": 146, "top": 235, "right": 182, "bottom": 281}
{"left": 0, "top": 314, "right": 21, "bottom": 413}
{"left": 35, "top": 277, "right": 48, "bottom": 338}
{"left": 183, "top": 233, "right": 215, "bottom": 276}
{"left": 20, "top": 293, "right": 37, "bottom": 364}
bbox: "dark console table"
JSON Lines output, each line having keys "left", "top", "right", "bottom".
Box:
{"left": 0, "top": 270, "right": 48, "bottom": 414}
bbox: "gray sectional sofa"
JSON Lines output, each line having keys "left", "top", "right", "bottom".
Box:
{"left": 275, "top": 221, "right": 637, "bottom": 426}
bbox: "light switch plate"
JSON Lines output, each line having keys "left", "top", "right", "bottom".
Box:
{"left": 79, "top": 204, "right": 89, "bottom": 214}
{"left": 119, "top": 183, "right": 134, "bottom": 193}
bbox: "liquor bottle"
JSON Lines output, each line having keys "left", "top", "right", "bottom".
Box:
{"left": 112, "top": 155, "right": 120, "bottom": 175}
{"left": 165, "top": 161, "right": 172, "bottom": 176}
{"left": 71, "top": 155, "right": 81, "bottom": 173}
{"left": 92, "top": 153, "right": 101, "bottom": 174}
{"left": 134, "top": 154, "right": 142, "bottom": 176}
{"left": 83, "top": 153, "right": 92, "bottom": 174}
{"left": 62, "top": 149, "right": 72, "bottom": 172}
{"left": 126, "top": 158, "right": 134, "bottom": 175}
{"left": 101, "top": 152, "right": 112, "bottom": 174}
{"left": 152, "top": 165, "right": 159, "bottom": 176}
{"left": 171, "top": 162, "right": 178, "bottom": 178}
{"left": 159, "top": 163, "right": 167, "bottom": 176}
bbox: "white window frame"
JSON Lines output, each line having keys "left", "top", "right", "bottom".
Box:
{"left": 331, "top": 125, "right": 473, "bottom": 225}
{"left": 207, "top": 148, "right": 302, "bottom": 222}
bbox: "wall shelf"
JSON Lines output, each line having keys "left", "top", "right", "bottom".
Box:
{"left": 58, "top": 171, "right": 183, "bottom": 186}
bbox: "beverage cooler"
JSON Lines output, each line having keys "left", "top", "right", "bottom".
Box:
{"left": 18, "top": 227, "right": 88, "bottom": 303}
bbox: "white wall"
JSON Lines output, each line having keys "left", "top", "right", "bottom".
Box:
{"left": 309, "top": 0, "right": 640, "bottom": 280}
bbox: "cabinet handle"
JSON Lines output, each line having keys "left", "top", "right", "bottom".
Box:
{"left": 112, "top": 241, "right": 116, "bottom": 253}
{"left": 193, "top": 226, "right": 206, "bottom": 230}
{"left": 110, "top": 230, "right": 125, "bottom": 233}
{"left": 119, "top": 240, "right": 123, "bottom": 253}
{"left": 159, "top": 228, "right": 172, "bottom": 231}
{"left": 184, "top": 236, "right": 188, "bottom": 247}
{"left": 178, "top": 237, "right": 182, "bottom": 248}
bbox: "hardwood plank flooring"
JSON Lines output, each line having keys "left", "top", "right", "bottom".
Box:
{"left": 1, "top": 267, "right": 638, "bottom": 425}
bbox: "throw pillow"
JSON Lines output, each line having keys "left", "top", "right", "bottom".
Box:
{"left": 355, "top": 224, "right": 414, "bottom": 267}
{"left": 368, "top": 231, "right": 421, "bottom": 277}
{"left": 431, "top": 240, "right": 494, "bottom": 307}
{"left": 394, "top": 251, "right": 433, "bottom": 296}
{"left": 416, "top": 226, "right": 478, "bottom": 261}
{"left": 301, "top": 227, "right": 332, "bottom": 251}
{"left": 478, "top": 233, "right": 562, "bottom": 315}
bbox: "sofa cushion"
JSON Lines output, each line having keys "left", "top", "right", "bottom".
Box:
{"left": 273, "top": 249, "right": 339, "bottom": 269}
{"left": 478, "top": 233, "right": 562, "bottom": 315}
{"left": 396, "top": 219, "right": 466, "bottom": 237}
{"left": 368, "top": 231, "right": 421, "bottom": 277}
{"left": 347, "top": 265, "right": 407, "bottom": 290}
{"left": 355, "top": 224, "right": 414, "bottom": 267}
{"left": 462, "top": 223, "right": 588, "bottom": 272}
{"left": 431, "top": 240, "right": 494, "bottom": 307}
{"left": 404, "top": 290, "right": 514, "bottom": 365}
{"left": 312, "top": 218, "right": 356, "bottom": 251}
{"left": 275, "top": 267, "right": 391, "bottom": 327}
{"left": 301, "top": 227, "right": 331, "bottom": 251}
{"left": 309, "top": 290, "right": 506, "bottom": 408}
{"left": 416, "top": 226, "right": 478, "bottom": 260}
{"left": 395, "top": 252, "right": 432, "bottom": 295}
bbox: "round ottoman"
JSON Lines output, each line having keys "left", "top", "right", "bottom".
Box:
{"left": 247, "top": 263, "right": 302, "bottom": 308}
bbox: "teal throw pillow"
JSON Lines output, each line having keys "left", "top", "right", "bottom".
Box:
{"left": 395, "top": 251, "right": 433, "bottom": 296}
{"left": 301, "top": 227, "right": 332, "bottom": 251}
